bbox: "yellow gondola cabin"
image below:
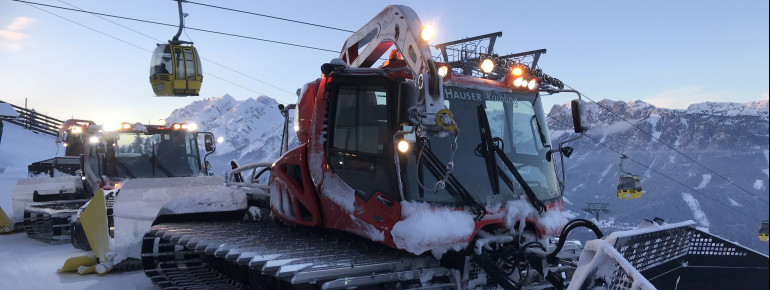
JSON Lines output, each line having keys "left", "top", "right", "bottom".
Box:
{"left": 617, "top": 175, "right": 642, "bottom": 199}
{"left": 150, "top": 44, "right": 202, "bottom": 96}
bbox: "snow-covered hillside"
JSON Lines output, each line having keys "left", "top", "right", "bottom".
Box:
{"left": 0, "top": 121, "right": 61, "bottom": 217}
{"left": 164, "top": 94, "right": 297, "bottom": 176}
{"left": 548, "top": 99, "right": 770, "bottom": 254}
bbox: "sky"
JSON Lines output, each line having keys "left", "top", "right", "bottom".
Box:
{"left": 0, "top": 0, "right": 768, "bottom": 124}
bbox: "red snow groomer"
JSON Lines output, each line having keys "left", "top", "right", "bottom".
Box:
{"left": 141, "top": 5, "right": 768, "bottom": 290}
{"left": 143, "top": 6, "right": 587, "bottom": 289}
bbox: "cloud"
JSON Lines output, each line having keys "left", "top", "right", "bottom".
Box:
{"left": 643, "top": 86, "right": 725, "bottom": 109}
{"left": 0, "top": 17, "right": 35, "bottom": 52}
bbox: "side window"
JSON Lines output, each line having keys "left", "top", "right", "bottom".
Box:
{"left": 174, "top": 47, "right": 184, "bottom": 78}
{"left": 328, "top": 83, "right": 395, "bottom": 201}
{"left": 331, "top": 85, "right": 388, "bottom": 154}
{"left": 183, "top": 48, "right": 195, "bottom": 78}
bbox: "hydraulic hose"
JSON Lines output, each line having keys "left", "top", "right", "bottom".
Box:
{"left": 546, "top": 218, "right": 604, "bottom": 262}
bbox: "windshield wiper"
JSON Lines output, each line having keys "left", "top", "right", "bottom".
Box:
{"left": 476, "top": 105, "right": 501, "bottom": 195}
{"left": 477, "top": 105, "right": 547, "bottom": 213}
{"left": 419, "top": 143, "right": 486, "bottom": 220}
{"left": 530, "top": 115, "right": 550, "bottom": 148}
{"left": 148, "top": 146, "right": 174, "bottom": 178}
{"left": 149, "top": 156, "right": 174, "bottom": 177}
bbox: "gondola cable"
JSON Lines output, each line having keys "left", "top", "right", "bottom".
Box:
{"left": 547, "top": 113, "right": 764, "bottom": 222}
{"left": 10, "top": 0, "right": 341, "bottom": 53}
{"left": 22, "top": 1, "right": 277, "bottom": 100}
{"left": 563, "top": 83, "right": 769, "bottom": 206}
{"left": 185, "top": 1, "right": 355, "bottom": 33}
{"left": 28, "top": 0, "right": 297, "bottom": 102}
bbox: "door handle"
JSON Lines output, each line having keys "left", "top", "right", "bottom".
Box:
{"left": 377, "top": 195, "right": 393, "bottom": 206}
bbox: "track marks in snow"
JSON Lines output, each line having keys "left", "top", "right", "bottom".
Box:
{"left": 681, "top": 192, "right": 710, "bottom": 228}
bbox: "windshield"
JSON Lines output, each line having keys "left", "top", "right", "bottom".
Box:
{"left": 94, "top": 131, "right": 202, "bottom": 178}
{"left": 404, "top": 85, "right": 560, "bottom": 206}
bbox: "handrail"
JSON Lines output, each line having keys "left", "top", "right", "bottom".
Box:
{"left": 0, "top": 100, "right": 64, "bottom": 136}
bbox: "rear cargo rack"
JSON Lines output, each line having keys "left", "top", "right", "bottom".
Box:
{"left": 569, "top": 220, "right": 769, "bottom": 290}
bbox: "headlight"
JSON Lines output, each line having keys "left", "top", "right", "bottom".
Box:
{"left": 480, "top": 59, "right": 494, "bottom": 73}
{"left": 527, "top": 80, "right": 538, "bottom": 90}
{"left": 102, "top": 123, "right": 122, "bottom": 132}
{"left": 438, "top": 66, "right": 448, "bottom": 78}
{"left": 513, "top": 77, "right": 524, "bottom": 87}
{"left": 397, "top": 140, "right": 409, "bottom": 153}
{"left": 420, "top": 26, "right": 435, "bottom": 42}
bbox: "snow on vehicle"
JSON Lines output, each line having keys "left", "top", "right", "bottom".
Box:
{"left": 59, "top": 121, "right": 230, "bottom": 274}
{"left": 10, "top": 119, "right": 94, "bottom": 242}
{"left": 571, "top": 219, "right": 769, "bottom": 289}
{"left": 140, "top": 5, "right": 768, "bottom": 289}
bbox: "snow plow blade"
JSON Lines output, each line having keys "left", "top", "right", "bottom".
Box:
{"left": 59, "top": 255, "right": 97, "bottom": 272}
{"left": 60, "top": 189, "right": 113, "bottom": 275}
{"left": 1, "top": 206, "right": 13, "bottom": 233}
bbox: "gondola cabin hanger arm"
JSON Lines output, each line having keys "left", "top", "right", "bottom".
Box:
{"left": 149, "top": 0, "right": 202, "bottom": 97}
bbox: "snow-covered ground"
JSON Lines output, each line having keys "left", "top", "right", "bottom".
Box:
{"left": 0, "top": 232, "right": 154, "bottom": 290}
{"left": 0, "top": 121, "right": 157, "bottom": 289}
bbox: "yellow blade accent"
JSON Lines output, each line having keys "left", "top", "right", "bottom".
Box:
{"left": 60, "top": 190, "right": 114, "bottom": 275}
{"left": 79, "top": 189, "right": 111, "bottom": 260}
{"left": 59, "top": 255, "right": 97, "bottom": 272}
{"left": 77, "top": 265, "right": 96, "bottom": 275}
{"left": 0, "top": 206, "right": 13, "bottom": 233}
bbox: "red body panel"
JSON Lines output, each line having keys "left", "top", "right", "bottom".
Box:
{"left": 295, "top": 81, "right": 318, "bottom": 145}
{"left": 269, "top": 144, "right": 322, "bottom": 226}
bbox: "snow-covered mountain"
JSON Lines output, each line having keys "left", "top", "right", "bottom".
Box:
{"left": 165, "top": 94, "right": 296, "bottom": 176}
{"left": 548, "top": 99, "right": 769, "bottom": 254}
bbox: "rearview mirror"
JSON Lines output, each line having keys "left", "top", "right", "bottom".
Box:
{"left": 203, "top": 133, "right": 215, "bottom": 153}
{"left": 571, "top": 99, "right": 588, "bottom": 134}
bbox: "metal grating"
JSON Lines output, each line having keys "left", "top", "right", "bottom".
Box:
{"left": 614, "top": 226, "right": 692, "bottom": 272}
{"left": 607, "top": 260, "right": 634, "bottom": 290}
{"left": 688, "top": 233, "right": 748, "bottom": 257}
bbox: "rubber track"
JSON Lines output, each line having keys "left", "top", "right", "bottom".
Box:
{"left": 142, "top": 220, "right": 456, "bottom": 289}
{"left": 23, "top": 200, "right": 88, "bottom": 244}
